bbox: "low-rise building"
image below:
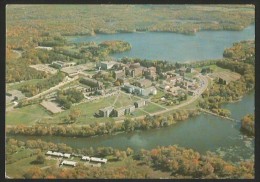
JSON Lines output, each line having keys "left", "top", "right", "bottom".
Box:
{"left": 113, "top": 70, "right": 125, "bottom": 79}
{"left": 125, "top": 105, "right": 136, "bottom": 115}
{"left": 81, "top": 156, "right": 91, "bottom": 161}
{"left": 90, "top": 157, "right": 107, "bottom": 164}
{"left": 52, "top": 61, "right": 76, "bottom": 69}
{"left": 63, "top": 153, "right": 71, "bottom": 158}
{"left": 113, "top": 107, "right": 126, "bottom": 117}
{"left": 99, "top": 106, "right": 114, "bottom": 117}
{"left": 80, "top": 77, "right": 103, "bottom": 90}
{"left": 134, "top": 100, "right": 146, "bottom": 108}
{"left": 143, "top": 66, "right": 157, "bottom": 77}
{"left": 188, "top": 90, "right": 195, "bottom": 96}
{"left": 98, "top": 61, "right": 118, "bottom": 70}
{"left": 61, "top": 160, "right": 77, "bottom": 167}
{"left": 135, "top": 79, "right": 152, "bottom": 88}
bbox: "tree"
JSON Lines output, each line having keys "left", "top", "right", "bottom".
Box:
{"left": 24, "top": 167, "right": 44, "bottom": 179}
{"left": 126, "top": 147, "right": 134, "bottom": 156}
{"left": 68, "top": 109, "right": 81, "bottom": 123}
{"left": 35, "top": 153, "right": 45, "bottom": 164}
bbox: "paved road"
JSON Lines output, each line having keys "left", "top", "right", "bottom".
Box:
{"left": 27, "top": 76, "right": 79, "bottom": 101}
{"left": 115, "top": 74, "right": 209, "bottom": 123}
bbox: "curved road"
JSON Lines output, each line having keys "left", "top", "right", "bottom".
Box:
{"left": 115, "top": 74, "right": 209, "bottom": 123}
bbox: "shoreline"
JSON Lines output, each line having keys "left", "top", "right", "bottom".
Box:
{"left": 65, "top": 24, "right": 255, "bottom": 39}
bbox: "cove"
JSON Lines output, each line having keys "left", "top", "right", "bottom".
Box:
{"left": 11, "top": 92, "right": 254, "bottom": 162}
{"left": 68, "top": 25, "right": 255, "bottom": 62}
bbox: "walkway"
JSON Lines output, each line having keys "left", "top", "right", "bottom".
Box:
{"left": 200, "top": 108, "right": 236, "bottom": 121}
{"left": 27, "top": 76, "right": 79, "bottom": 101}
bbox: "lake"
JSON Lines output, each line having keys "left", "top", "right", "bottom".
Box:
{"left": 12, "top": 91, "right": 254, "bottom": 162}
{"left": 68, "top": 25, "right": 255, "bottom": 62}
{"left": 10, "top": 26, "right": 255, "bottom": 162}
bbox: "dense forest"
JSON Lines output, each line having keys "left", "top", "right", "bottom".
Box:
{"left": 6, "top": 138, "right": 254, "bottom": 179}
{"left": 6, "top": 5, "right": 254, "bottom": 49}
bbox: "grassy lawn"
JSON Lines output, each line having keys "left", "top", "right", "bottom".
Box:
{"left": 195, "top": 64, "right": 232, "bottom": 73}
{"left": 142, "top": 102, "right": 165, "bottom": 113}
{"left": 6, "top": 154, "right": 57, "bottom": 178}
{"left": 53, "top": 95, "right": 118, "bottom": 125}
{"left": 151, "top": 90, "right": 165, "bottom": 100}
{"left": 114, "top": 93, "right": 140, "bottom": 108}
{"left": 130, "top": 109, "right": 147, "bottom": 117}
{"left": 6, "top": 104, "right": 51, "bottom": 126}
{"left": 184, "top": 72, "right": 197, "bottom": 78}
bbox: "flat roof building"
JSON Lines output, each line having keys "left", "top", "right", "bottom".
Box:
{"left": 99, "top": 106, "right": 114, "bottom": 117}
{"left": 61, "top": 160, "right": 77, "bottom": 167}
{"left": 135, "top": 79, "right": 152, "bottom": 88}
{"left": 113, "top": 70, "right": 125, "bottom": 80}
{"left": 98, "top": 61, "right": 118, "bottom": 70}
{"left": 134, "top": 100, "right": 146, "bottom": 108}
{"left": 90, "top": 157, "right": 107, "bottom": 164}
{"left": 80, "top": 77, "right": 103, "bottom": 89}
{"left": 114, "top": 107, "right": 126, "bottom": 117}
{"left": 82, "top": 156, "right": 91, "bottom": 161}
{"left": 52, "top": 61, "right": 76, "bottom": 69}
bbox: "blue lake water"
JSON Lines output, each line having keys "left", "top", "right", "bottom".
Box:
{"left": 69, "top": 25, "right": 255, "bottom": 62}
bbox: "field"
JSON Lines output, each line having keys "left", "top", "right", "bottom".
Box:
{"left": 113, "top": 92, "right": 140, "bottom": 108}
{"left": 194, "top": 64, "right": 233, "bottom": 73}
{"left": 142, "top": 102, "right": 166, "bottom": 113}
{"left": 6, "top": 153, "right": 57, "bottom": 178}
{"left": 6, "top": 104, "right": 52, "bottom": 125}
{"left": 211, "top": 71, "right": 241, "bottom": 82}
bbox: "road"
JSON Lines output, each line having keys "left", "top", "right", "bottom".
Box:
{"left": 27, "top": 76, "right": 79, "bottom": 101}
{"left": 115, "top": 74, "right": 209, "bottom": 123}
{"left": 148, "top": 74, "right": 208, "bottom": 116}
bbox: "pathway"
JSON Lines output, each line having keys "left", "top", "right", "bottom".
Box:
{"left": 27, "top": 76, "right": 79, "bottom": 101}
{"left": 200, "top": 108, "right": 236, "bottom": 121}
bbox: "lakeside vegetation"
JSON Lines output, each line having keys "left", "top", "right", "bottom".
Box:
{"left": 6, "top": 138, "right": 254, "bottom": 179}
{"left": 241, "top": 114, "right": 254, "bottom": 136}
{"left": 199, "top": 41, "right": 255, "bottom": 116}
{"left": 6, "top": 109, "right": 200, "bottom": 137}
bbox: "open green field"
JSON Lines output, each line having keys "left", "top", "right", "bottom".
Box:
{"left": 114, "top": 93, "right": 140, "bottom": 108}
{"left": 131, "top": 109, "right": 148, "bottom": 117}
{"left": 142, "top": 102, "right": 166, "bottom": 113}
{"left": 53, "top": 95, "right": 117, "bottom": 124}
{"left": 194, "top": 64, "right": 232, "bottom": 73}
{"left": 6, "top": 104, "right": 51, "bottom": 125}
